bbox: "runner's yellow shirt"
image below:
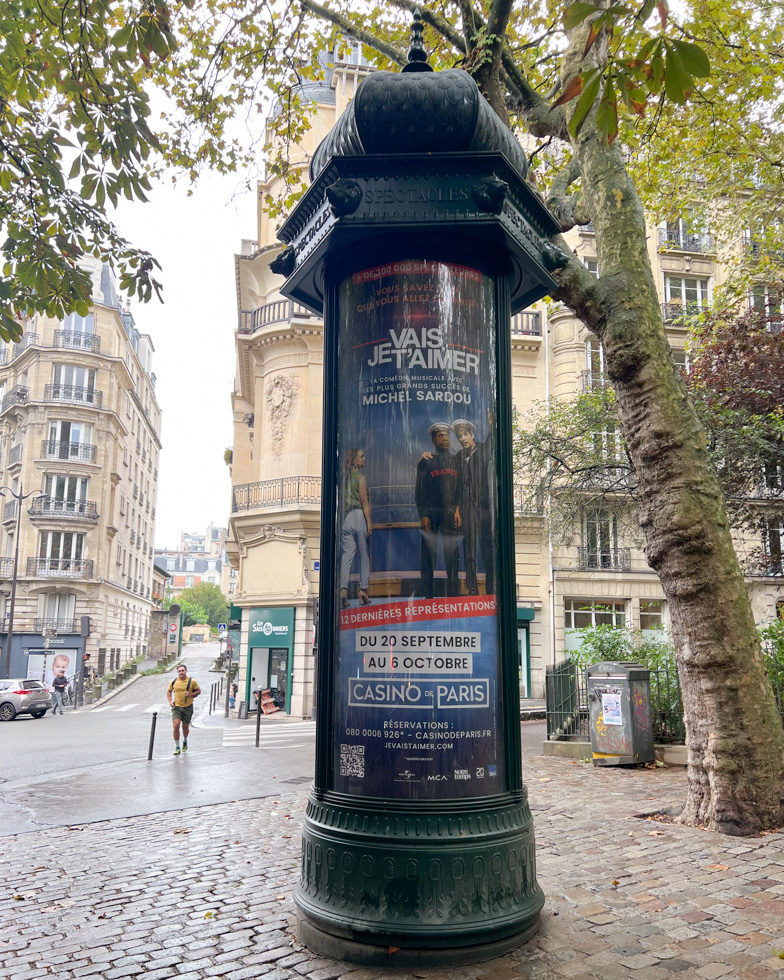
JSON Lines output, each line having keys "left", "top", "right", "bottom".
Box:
{"left": 168, "top": 676, "right": 200, "bottom": 707}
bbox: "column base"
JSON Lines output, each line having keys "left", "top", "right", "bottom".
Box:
{"left": 297, "top": 912, "right": 541, "bottom": 968}
{"left": 294, "top": 790, "right": 544, "bottom": 959}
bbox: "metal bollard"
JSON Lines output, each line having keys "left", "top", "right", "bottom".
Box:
{"left": 255, "top": 686, "right": 263, "bottom": 748}
{"left": 148, "top": 711, "right": 158, "bottom": 760}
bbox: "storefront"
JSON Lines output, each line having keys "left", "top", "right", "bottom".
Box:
{"left": 246, "top": 606, "right": 295, "bottom": 714}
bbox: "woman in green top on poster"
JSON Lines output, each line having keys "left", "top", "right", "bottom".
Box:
{"left": 339, "top": 449, "right": 373, "bottom": 607}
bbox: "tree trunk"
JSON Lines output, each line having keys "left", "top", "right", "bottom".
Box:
{"left": 556, "top": 33, "right": 784, "bottom": 835}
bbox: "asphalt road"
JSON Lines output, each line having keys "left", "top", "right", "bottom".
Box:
{"left": 0, "top": 641, "right": 548, "bottom": 836}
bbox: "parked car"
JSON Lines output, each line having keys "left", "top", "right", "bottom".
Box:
{"left": 0, "top": 679, "right": 53, "bottom": 721}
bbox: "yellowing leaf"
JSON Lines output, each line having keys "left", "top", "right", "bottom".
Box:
{"left": 553, "top": 75, "right": 585, "bottom": 108}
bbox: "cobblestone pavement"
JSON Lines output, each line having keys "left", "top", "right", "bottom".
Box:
{"left": 2, "top": 758, "right": 783, "bottom": 980}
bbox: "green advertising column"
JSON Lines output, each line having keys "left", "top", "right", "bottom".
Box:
{"left": 273, "top": 17, "right": 563, "bottom": 966}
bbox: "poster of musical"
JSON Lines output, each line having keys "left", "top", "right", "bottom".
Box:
{"left": 332, "top": 260, "right": 506, "bottom": 799}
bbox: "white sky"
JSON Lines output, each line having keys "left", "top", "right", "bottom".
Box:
{"left": 113, "top": 174, "right": 256, "bottom": 550}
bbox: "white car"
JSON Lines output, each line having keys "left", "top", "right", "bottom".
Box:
{"left": 0, "top": 679, "right": 53, "bottom": 721}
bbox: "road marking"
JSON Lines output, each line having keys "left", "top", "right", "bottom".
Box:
{"left": 90, "top": 706, "right": 113, "bottom": 712}
{"left": 144, "top": 704, "right": 167, "bottom": 714}
{"left": 116, "top": 704, "right": 139, "bottom": 712}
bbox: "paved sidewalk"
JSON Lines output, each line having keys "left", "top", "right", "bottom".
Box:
{"left": 2, "top": 758, "right": 783, "bottom": 979}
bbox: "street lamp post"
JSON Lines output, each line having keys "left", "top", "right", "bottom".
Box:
{"left": 0, "top": 482, "right": 43, "bottom": 679}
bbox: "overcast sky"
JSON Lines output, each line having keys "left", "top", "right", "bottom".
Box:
{"left": 113, "top": 174, "right": 256, "bottom": 550}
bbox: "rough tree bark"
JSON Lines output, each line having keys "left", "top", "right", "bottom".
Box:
{"left": 544, "top": 17, "right": 784, "bottom": 835}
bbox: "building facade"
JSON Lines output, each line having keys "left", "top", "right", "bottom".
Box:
{"left": 226, "top": 56, "right": 784, "bottom": 715}
{"left": 1, "top": 258, "right": 161, "bottom": 683}
{"left": 154, "top": 524, "right": 229, "bottom": 599}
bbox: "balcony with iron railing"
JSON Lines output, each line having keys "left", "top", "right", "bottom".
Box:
{"left": 43, "top": 384, "right": 103, "bottom": 408}
{"left": 3, "top": 499, "right": 17, "bottom": 522}
{"left": 0, "top": 556, "right": 14, "bottom": 576}
{"left": 35, "top": 618, "right": 78, "bottom": 633}
{"left": 8, "top": 444, "right": 22, "bottom": 466}
{"left": 232, "top": 476, "right": 322, "bottom": 512}
{"left": 40, "top": 440, "right": 98, "bottom": 463}
{"left": 27, "top": 557, "right": 94, "bottom": 578}
{"left": 579, "top": 370, "right": 613, "bottom": 393}
{"left": 127, "top": 575, "right": 133, "bottom": 590}
{"left": 1, "top": 386, "right": 29, "bottom": 412}
{"left": 29, "top": 497, "right": 99, "bottom": 521}
{"left": 661, "top": 302, "right": 707, "bottom": 325}
{"left": 752, "top": 555, "right": 784, "bottom": 577}
{"left": 53, "top": 330, "right": 101, "bottom": 353}
{"left": 514, "top": 485, "right": 544, "bottom": 516}
{"left": 130, "top": 529, "right": 136, "bottom": 544}
{"left": 741, "top": 235, "right": 784, "bottom": 264}
{"left": 577, "top": 547, "right": 632, "bottom": 571}
{"left": 12, "top": 332, "right": 39, "bottom": 359}
{"left": 511, "top": 312, "right": 542, "bottom": 337}
{"left": 237, "top": 299, "right": 316, "bottom": 335}
{"left": 657, "top": 228, "right": 714, "bottom": 253}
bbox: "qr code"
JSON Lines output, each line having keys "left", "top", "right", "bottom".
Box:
{"left": 340, "top": 744, "right": 365, "bottom": 778}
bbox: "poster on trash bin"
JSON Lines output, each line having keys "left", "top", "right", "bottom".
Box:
{"left": 331, "top": 259, "right": 506, "bottom": 800}
{"left": 602, "top": 690, "right": 623, "bottom": 726}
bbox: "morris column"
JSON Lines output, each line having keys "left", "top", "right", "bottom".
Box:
{"left": 272, "top": 22, "right": 562, "bottom": 965}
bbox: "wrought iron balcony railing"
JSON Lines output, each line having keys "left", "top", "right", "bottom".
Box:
{"left": 35, "top": 618, "right": 78, "bottom": 633}
{"left": 8, "top": 444, "right": 22, "bottom": 466}
{"left": 3, "top": 500, "right": 17, "bottom": 521}
{"left": 661, "top": 302, "right": 706, "bottom": 324}
{"left": 53, "top": 330, "right": 101, "bottom": 353}
{"left": 237, "top": 299, "right": 316, "bottom": 335}
{"left": 0, "top": 556, "right": 14, "bottom": 576}
{"left": 29, "top": 497, "right": 99, "bottom": 520}
{"left": 232, "top": 476, "right": 322, "bottom": 512}
{"left": 12, "top": 332, "right": 39, "bottom": 359}
{"left": 579, "top": 370, "right": 613, "bottom": 393}
{"left": 658, "top": 228, "right": 714, "bottom": 253}
{"left": 41, "top": 440, "right": 98, "bottom": 462}
{"left": 27, "top": 557, "right": 94, "bottom": 578}
{"left": 754, "top": 556, "right": 784, "bottom": 577}
{"left": 577, "top": 547, "right": 632, "bottom": 571}
{"left": 1, "top": 387, "right": 29, "bottom": 412}
{"left": 44, "top": 384, "right": 103, "bottom": 408}
{"left": 514, "top": 484, "right": 544, "bottom": 516}
{"left": 511, "top": 312, "right": 542, "bottom": 337}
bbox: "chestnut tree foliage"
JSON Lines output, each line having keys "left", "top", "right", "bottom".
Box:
{"left": 3, "top": 0, "right": 784, "bottom": 832}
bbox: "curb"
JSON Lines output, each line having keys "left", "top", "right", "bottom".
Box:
{"left": 542, "top": 739, "right": 687, "bottom": 766}
{"left": 83, "top": 660, "right": 180, "bottom": 710}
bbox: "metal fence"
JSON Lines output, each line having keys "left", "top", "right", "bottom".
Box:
{"left": 545, "top": 661, "right": 685, "bottom": 743}
{"left": 546, "top": 659, "right": 784, "bottom": 744}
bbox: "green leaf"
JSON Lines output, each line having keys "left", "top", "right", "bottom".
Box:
{"left": 664, "top": 48, "right": 694, "bottom": 104}
{"left": 670, "top": 38, "right": 710, "bottom": 78}
{"left": 596, "top": 76, "right": 619, "bottom": 143}
{"left": 563, "top": 2, "right": 599, "bottom": 30}
{"left": 568, "top": 70, "right": 602, "bottom": 138}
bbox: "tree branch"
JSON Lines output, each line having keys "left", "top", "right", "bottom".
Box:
{"left": 546, "top": 157, "right": 592, "bottom": 230}
{"left": 299, "top": 0, "right": 408, "bottom": 67}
